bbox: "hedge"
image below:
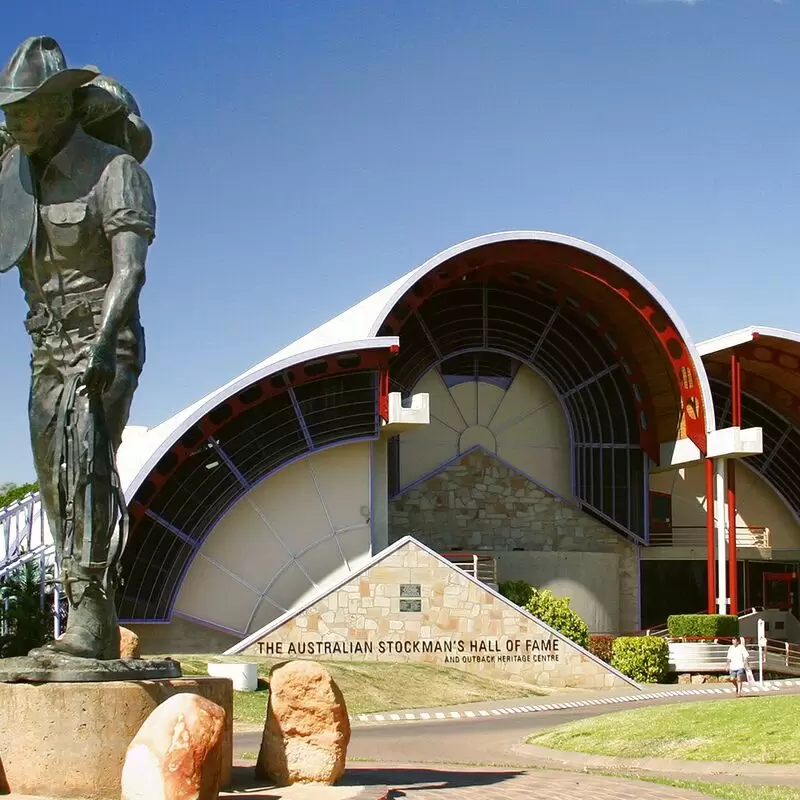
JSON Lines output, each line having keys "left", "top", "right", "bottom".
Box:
{"left": 667, "top": 614, "right": 739, "bottom": 639}
{"left": 611, "top": 636, "right": 669, "bottom": 683}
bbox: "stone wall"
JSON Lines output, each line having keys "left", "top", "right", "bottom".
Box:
{"left": 243, "top": 538, "right": 633, "bottom": 690}
{"left": 127, "top": 615, "right": 238, "bottom": 656}
{"left": 389, "top": 449, "right": 639, "bottom": 633}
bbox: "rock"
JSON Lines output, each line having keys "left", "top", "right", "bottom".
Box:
{"left": 256, "top": 660, "right": 350, "bottom": 785}
{"left": 678, "top": 674, "right": 691, "bottom": 684}
{"left": 691, "top": 674, "right": 707, "bottom": 684}
{"left": 121, "top": 692, "right": 226, "bottom": 800}
{"left": 120, "top": 626, "right": 141, "bottom": 659}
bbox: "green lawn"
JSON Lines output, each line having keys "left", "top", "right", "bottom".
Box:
{"left": 527, "top": 695, "right": 800, "bottom": 764}
{"left": 174, "top": 653, "right": 545, "bottom": 725}
{"left": 633, "top": 777, "right": 800, "bottom": 800}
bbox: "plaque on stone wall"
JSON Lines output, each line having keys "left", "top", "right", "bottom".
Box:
{"left": 399, "top": 584, "right": 422, "bottom": 612}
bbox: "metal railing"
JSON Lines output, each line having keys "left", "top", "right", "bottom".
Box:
{"left": 668, "top": 638, "right": 800, "bottom": 677}
{"left": 441, "top": 552, "right": 498, "bottom": 586}
{"left": 649, "top": 525, "right": 770, "bottom": 548}
{"left": 0, "top": 493, "right": 54, "bottom": 579}
{"left": 762, "top": 638, "right": 800, "bottom": 674}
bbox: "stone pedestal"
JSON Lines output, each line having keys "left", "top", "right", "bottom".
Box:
{"left": 0, "top": 677, "right": 233, "bottom": 800}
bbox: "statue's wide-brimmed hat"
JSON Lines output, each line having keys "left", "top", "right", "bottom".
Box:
{"left": 0, "top": 35, "right": 98, "bottom": 107}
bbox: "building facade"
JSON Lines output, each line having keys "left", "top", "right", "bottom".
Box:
{"left": 2, "top": 231, "right": 799, "bottom": 653}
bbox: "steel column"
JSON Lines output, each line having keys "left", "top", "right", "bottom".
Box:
{"left": 706, "top": 457, "right": 716, "bottom": 614}
{"left": 715, "top": 458, "right": 728, "bottom": 615}
{"left": 727, "top": 352, "right": 741, "bottom": 615}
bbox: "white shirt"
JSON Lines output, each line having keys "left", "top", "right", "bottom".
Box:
{"left": 727, "top": 643, "right": 749, "bottom": 670}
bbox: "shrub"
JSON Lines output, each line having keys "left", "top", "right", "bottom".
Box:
{"left": 612, "top": 636, "right": 669, "bottom": 683}
{"left": 498, "top": 580, "right": 535, "bottom": 608}
{"left": 499, "top": 580, "right": 590, "bottom": 649}
{"left": 589, "top": 635, "right": 615, "bottom": 664}
{"left": 525, "top": 588, "right": 590, "bottom": 650}
{"left": 667, "top": 614, "right": 739, "bottom": 639}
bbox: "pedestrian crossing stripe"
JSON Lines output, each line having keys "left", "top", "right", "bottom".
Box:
{"left": 350, "top": 678, "right": 800, "bottom": 724}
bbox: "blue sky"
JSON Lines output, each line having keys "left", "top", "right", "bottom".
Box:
{"left": 1, "top": 0, "right": 798, "bottom": 483}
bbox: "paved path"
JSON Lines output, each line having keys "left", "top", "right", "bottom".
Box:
{"left": 221, "top": 764, "right": 717, "bottom": 799}
{"left": 345, "top": 764, "right": 715, "bottom": 799}
{"left": 231, "top": 681, "right": 800, "bottom": 798}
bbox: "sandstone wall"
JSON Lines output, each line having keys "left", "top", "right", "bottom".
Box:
{"left": 243, "top": 539, "right": 633, "bottom": 691}
{"left": 389, "top": 449, "right": 639, "bottom": 633}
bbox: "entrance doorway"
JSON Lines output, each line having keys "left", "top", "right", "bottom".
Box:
{"left": 764, "top": 571, "right": 798, "bottom": 611}
{"left": 746, "top": 561, "right": 799, "bottom": 616}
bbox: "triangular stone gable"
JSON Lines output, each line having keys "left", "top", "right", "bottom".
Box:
{"left": 390, "top": 447, "right": 630, "bottom": 554}
{"left": 232, "top": 537, "right": 636, "bottom": 690}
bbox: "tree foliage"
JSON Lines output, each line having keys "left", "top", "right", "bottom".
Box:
{"left": 0, "top": 561, "right": 51, "bottom": 657}
{"left": 0, "top": 481, "right": 39, "bottom": 511}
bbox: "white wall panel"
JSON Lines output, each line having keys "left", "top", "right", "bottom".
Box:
{"left": 173, "top": 442, "right": 373, "bottom": 636}
{"left": 311, "top": 443, "right": 370, "bottom": 531}
{"left": 175, "top": 556, "right": 258, "bottom": 633}
{"left": 413, "top": 370, "right": 467, "bottom": 431}
{"left": 476, "top": 382, "right": 505, "bottom": 428}
{"left": 198, "top": 496, "right": 290, "bottom": 590}
{"left": 338, "top": 525, "right": 372, "bottom": 569}
{"left": 398, "top": 364, "right": 572, "bottom": 498}
{"left": 248, "top": 461, "right": 332, "bottom": 555}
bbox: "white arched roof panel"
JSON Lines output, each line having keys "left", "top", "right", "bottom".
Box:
{"left": 698, "top": 326, "right": 800, "bottom": 356}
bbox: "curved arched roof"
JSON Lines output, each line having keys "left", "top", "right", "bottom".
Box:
{"left": 119, "top": 337, "right": 398, "bottom": 499}
{"left": 700, "top": 326, "right": 800, "bottom": 524}
{"left": 119, "top": 231, "right": 716, "bottom": 499}
{"left": 699, "top": 326, "right": 800, "bottom": 429}
{"left": 373, "top": 231, "right": 715, "bottom": 456}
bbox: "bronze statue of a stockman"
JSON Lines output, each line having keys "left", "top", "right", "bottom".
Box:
{"left": 0, "top": 36, "right": 157, "bottom": 666}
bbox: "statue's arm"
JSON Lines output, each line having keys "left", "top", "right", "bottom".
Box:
{"left": 82, "top": 154, "right": 155, "bottom": 396}
{"left": 96, "top": 230, "right": 148, "bottom": 346}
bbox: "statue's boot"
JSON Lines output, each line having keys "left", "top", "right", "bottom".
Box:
{"left": 29, "top": 578, "right": 119, "bottom": 660}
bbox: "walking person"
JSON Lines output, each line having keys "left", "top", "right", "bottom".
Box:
{"left": 726, "top": 636, "right": 750, "bottom": 697}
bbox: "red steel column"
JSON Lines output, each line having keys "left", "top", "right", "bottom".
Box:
{"left": 706, "top": 457, "right": 716, "bottom": 614}
{"left": 727, "top": 352, "right": 742, "bottom": 615}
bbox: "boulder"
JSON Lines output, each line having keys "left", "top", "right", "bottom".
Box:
{"left": 121, "top": 692, "right": 226, "bottom": 800}
{"left": 119, "top": 626, "right": 141, "bottom": 659}
{"left": 256, "top": 660, "right": 350, "bottom": 785}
